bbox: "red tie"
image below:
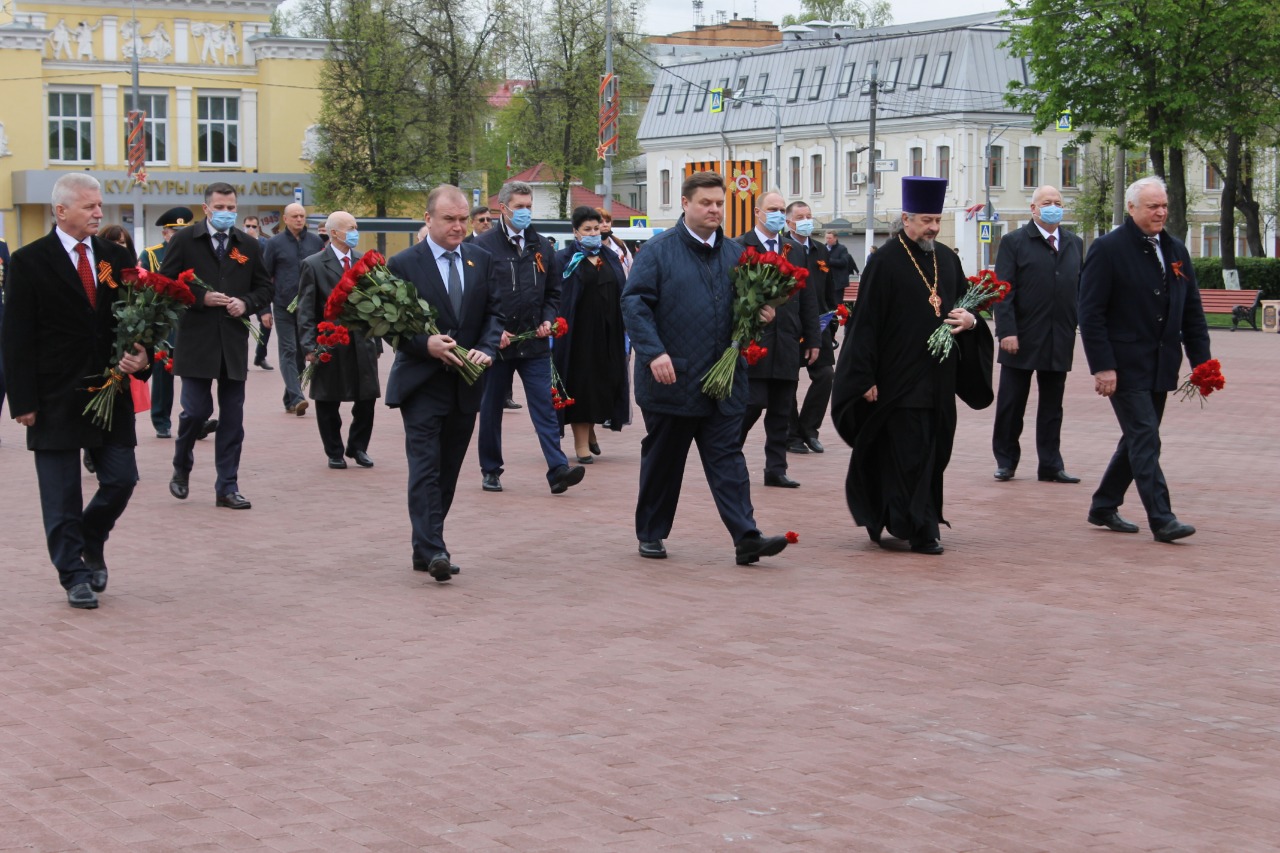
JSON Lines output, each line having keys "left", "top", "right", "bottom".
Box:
{"left": 342, "top": 255, "right": 351, "bottom": 272}
{"left": 1047, "top": 234, "right": 1057, "bottom": 253}
{"left": 75, "top": 243, "right": 97, "bottom": 308}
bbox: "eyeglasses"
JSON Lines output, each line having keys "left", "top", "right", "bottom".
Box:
{"left": 475, "top": 217, "right": 491, "bottom": 223}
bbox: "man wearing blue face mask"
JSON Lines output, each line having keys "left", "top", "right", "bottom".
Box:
{"left": 992, "top": 184, "right": 1083, "bottom": 485}
{"left": 784, "top": 201, "right": 836, "bottom": 457}
{"left": 160, "top": 182, "right": 274, "bottom": 510}
{"left": 296, "top": 211, "right": 382, "bottom": 470}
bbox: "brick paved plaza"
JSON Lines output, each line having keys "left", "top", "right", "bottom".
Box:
{"left": 2, "top": 329, "right": 1278, "bottom": 851}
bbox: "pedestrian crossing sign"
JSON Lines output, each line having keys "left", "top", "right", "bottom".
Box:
{"left": 630, "top": 217, "right": 648, "bottom": 227}
{"left": 710, "top": 89, "right": 724, "bottom": 113}
{"left": 1057, "top": 110, "right": 1072, "bottom": 132}
{"left": 979, "top": 222, "right": 992, "bottom": 244}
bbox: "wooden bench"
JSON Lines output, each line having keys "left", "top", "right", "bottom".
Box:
{"left": 1199, "top": 289, "right": 1262, "bottom": 331}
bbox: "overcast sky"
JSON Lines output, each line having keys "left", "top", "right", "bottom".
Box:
{"left": 640, "top": 0, "right": 1006, "bottom": 33}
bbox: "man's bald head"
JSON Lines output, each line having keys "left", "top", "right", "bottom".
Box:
{"left": 283, "top": 202, "right": 307, "bottom": 236}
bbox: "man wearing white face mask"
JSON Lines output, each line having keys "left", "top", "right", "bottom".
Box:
{"left": 297, "top": 211, "right": 382, "bottom": 470}
{"left": 783, "top": 201, "right": 836, "bottom": 456}
{"left": 992, "top": 185, "right": 1083, "bottom": 484}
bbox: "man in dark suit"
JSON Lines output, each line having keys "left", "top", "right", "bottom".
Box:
{"left": 263, "top": 203, "right": 324, "bottom": 415}
{"left": 824, "top": 231, "right": 857, "bottom": 296}
{"left": 297, "top": 211, "right": 381, "bottom": 469}
{"left": 242, "top": 215, "right": 275, "bottom": 371}
{"left": 160, "top": 182, "right": 274, "bottom": 510}
{"left": 992, "top": 185, "right": 1084, "bottom": 483}
{"left": 1, "top": 174, "right": 151, "bottom": 608}
{"left": 784, "top": 201, "right": 837, "bottom": 455}
{"left": 386, "top": 185, "right": 502, "bottom": 583}
{"left": 1079, "top": 176, "right": 1211, "bottom": 543}
{"left": 737, "top": 190, "right": 819, "bottom": 488}
{"left": 621, "top": 170, "right": 789, "bottom": 565}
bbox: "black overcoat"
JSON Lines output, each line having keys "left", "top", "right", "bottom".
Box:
{"left": 296, "top": 248, "right": 382, "bottom": 402}
{"left": 993, "top": 221, "right": 1082, "bottom": 373}
{"left": 552, "top": 243, "right": 631, "bottom": 429}
{"left": 736, "top": 230, "right": 819, "bottom": 381}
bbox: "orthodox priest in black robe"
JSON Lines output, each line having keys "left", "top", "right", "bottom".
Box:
{"left": 832, "top": 177, "right": 994, "bottom": 554}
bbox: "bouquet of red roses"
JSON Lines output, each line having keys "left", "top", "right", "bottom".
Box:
{"left": 818, "top": 302, "right": 851, "bottom": 332}
{"left": 700, "top": 246, "right": 809, "bottom": 400}
{"left": 324, "top": 250, "right": 486, "bottom": 384}
{"left": 506, "top": 315, "right": 569, "bottom": 347}
{"left": 299, "top": 321, "right": 351, "bottom": 389}
{"left": 178, "top": 269, "right": 264, "bottom": 344}
{"left": 1177, "top": 358, "right": 1225, "bottom": 406}
{"left": 926, "top": 268, "right": 1010, "bottom": 362}
{"left": 83, "top": 267, "right": 196, "bottom": 430}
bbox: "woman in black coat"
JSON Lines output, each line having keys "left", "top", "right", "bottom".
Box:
{"left": 552, "top": 206, "right": 630, "bottom": 462}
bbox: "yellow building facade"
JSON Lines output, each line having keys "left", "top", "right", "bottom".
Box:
{"left": 0, "top": 0, "right": 325, "bottom": 249}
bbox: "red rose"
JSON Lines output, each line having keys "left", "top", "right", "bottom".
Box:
{"left": 785, "top": 531, "right": 799, "bottom": 544}
{"left": 363, "top": 250, "right": 386, "bottom": 268}
{"left": 122, "top": 267, "right": 142, "bottom": 286}
{"left": 319, "top": 352, "right": 332, "bottom": 363}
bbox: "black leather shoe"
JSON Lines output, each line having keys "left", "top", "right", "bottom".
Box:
{"left": 764, "top": 472, "right": 801, "bottom": 488}
{"left": 67, "top": 583, "right": 98, "bottom": 609}
{"left": 169, "top": 469, "right": 189, "bottom": 500}
{"left": 328, "top": 456, "right": 348, "bottom": 469}
{"left": 910, "top": 538, "right": 945, "bottom": 555}
{"left": 255, "top": 358, "right": 274, "bottom": 370}
{"left": 993, "top": 467, "right": 1015, "bottom": 481}
{"left": 426, "top": 553, "right": 454, "bottom": 582}
{"left": 1038, "top": 469, "right": 1081, "bottom": 484}
{"left": 503, "top": 397, "right": 522, "bottom": 410}
{"left": 589, "top": 440, "right": 602, "bottom": 455}
{"left": 155, "top": 428, "right": 172, "bottom": 439}
{"left": 216, "top": 492, "right": 252, "bottom": 510}
{"left": 549, "top": 464, "right": 586, "bottom": 494}
{"left": 575, "top": 455, "right": 594, "bottom": 464}
{"left": 83, "top": 451, "right": 96, "bottom": 474}
{"left": 482, "top": 473, "right": 503, "bottom": 492}
{"left": 84, "top": 555, "right": 108, "bottom": 593}
{"left": 786, "top": 440, "right": 810, "bottom": 454}
{"left": 1087, "top": 511, "right": 1139, "bottom": 533}
{"left": 198, "top": 418, "right": 219, "bottom": 440}
{"left": 735, "top": 533, "right": 788, "bottom": 565}
{"left": 638, "top": 540, "right": 667, "bottom": 559}
{"left": 805, "top": 437, "right": 825, "bottom": 454}
{"left": 349, "top": 450, "right": 374, "bottom": 468}
{"left": 1153, "top": 519, "right": 1196, "bottom": 543}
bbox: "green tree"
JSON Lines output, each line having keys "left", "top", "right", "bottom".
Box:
{"left": 782, "top": 0, "right": 892, "bottom": 27}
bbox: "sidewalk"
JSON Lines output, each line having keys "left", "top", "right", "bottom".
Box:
{"left": 1, "top": 329, "right": 1278, "bottom": 851}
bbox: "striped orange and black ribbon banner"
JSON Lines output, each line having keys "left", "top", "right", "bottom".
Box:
{"left": 683, "top": 160, "right": 768, "bottom": 238}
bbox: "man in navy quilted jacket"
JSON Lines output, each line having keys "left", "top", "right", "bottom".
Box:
{"left": 621, "top": 171, "right": 790, "bottom": 566}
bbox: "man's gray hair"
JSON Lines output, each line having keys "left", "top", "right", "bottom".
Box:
{"left": 498, "top": 180, "right": 533, "bottom": 206}
{"left": 52, "top": 173, "right": 100, "bottom": 208}
{"left": 1125, "top": 175, "right": 1167, "bottom": 207}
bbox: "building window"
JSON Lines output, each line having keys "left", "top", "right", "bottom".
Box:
{"left": 694, "top": 80, "right": 710, "bottom": 112}
{"left": 861, "top": 60, "right": 879, "bottom": 95}
{"left": 629, "top": 192, "right": 638, "bottom": 210}
{"left": 789, "top": 69, "right": 805, "bottom": 103}
{"left": 811, "top": 153, "right": 824, "bottom": 194}
{"left": 1203, "top": 224, "right": 1220, "bottom": 258}
{"left": 656, "top": 84, "right": 672, "bottom": 114}
{"left": 789, "top": 157, "right": 801, "bottom": 195}
{"left": 660, "top": 169, "right": 671, "bottom": 206}
{"left": 847, "top": 150, "right": 860, "bottom": 190}
{"left": 1061, "top": 146, "right": 1078, "bottom": 188}
{"left": 883, "top": 58, "right": 902, "bottom": 91}
{"left": 909, "top": 146, "right": 923, "bottom": 177}
{"left": 675, "top": 82, "right": 691, "bottom": 113}
{"left": 197, "top": 95, "right": 240, "bottom": 165}
{"left": 123, "top": 93, "right": 168, "bottom": 164}
{"left": 733, "top": 75, "right": 748, "bottom": 108}
{"left": 987, "top": 144, "right": 1004, "bottom": 187}
{"left": 1023, "top": 146, "right": 1041, "bottom": 187}
{"left": 754, "top": 73, "right": 769, "bottom": 104}
{"left": 809, "top": 66, "right": 826, "bottom": 101}
{"left": 932, "top": 52, "right": 951, "bottom": 87}
{"left": 48, "top": 91, "right": 94, "bottom": 163}
{"left": 838, "top": 63, "right": 857, "bottom": 97}
{"left": 908, "top": 55, "right": 926, "bottom": 89}
{"left": 937, "top": 145, "right": 951, "bottom": 182}
{"left": 1205, "top": 162, "right": 1222, "bottom": 191}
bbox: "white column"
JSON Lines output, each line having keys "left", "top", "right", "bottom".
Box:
{"left": 176, "top": 86, "right": 193, "bottom": 167}
{"left": 241, "top": 89, "right": 258, "bottom": 170}
{"left": 103, "top": 16, "right": 117, "bottom": 61}
{"left": 102, "top": 84, "right": 120, "bottom": 166}
{"left": 174, "top": 20, "right": 189, "bottom": 64}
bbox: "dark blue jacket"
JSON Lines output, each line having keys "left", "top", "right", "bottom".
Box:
{"left": 263, "top": 227, "right": 325, "bottom": 308}
{"left": 473, "top": 223, "right": 560, "bottom": 360}
{"left": 1079, "top": 217, "right": 1211, "bottom": 392}
{"left": 621, "top": 219, "right": 746, "bottom": 417}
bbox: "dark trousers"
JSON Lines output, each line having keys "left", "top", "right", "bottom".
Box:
{"left": 636, "top": 408, "right": 759, "bottom": 544}
{"left": 255, "top": 312, "right": 272, "bottom": 363}
{"left": 275, "top": 307, "right": 306, "bottom": 409}
{"left": 150, "top": 329, "right": 177, "bottom": 433}
{"left": 1091, "top": 390, "right": 1174, "bottom": 527}
{"left": 34, "top": 445, "right": 138, "bottom": 589}
{"left": 400, "top": 382, "right": 476, "bottom": 560}
{"left": 789, "top": 329, "right": 835, "bottom": 441}
{"left": 478, "top": 355, "right": 567, "bottom": 481}
{"left": 992, "top": 366, "right": 1067, "bottom": 472}
{"left": 174, "top": 376, "right": 246, "bottom": 496}
{"left": 741, "top": 377, "right": 796, "bottom": 476}
{"left": 316, "top": 398, "right": 375, "bottom": 459}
